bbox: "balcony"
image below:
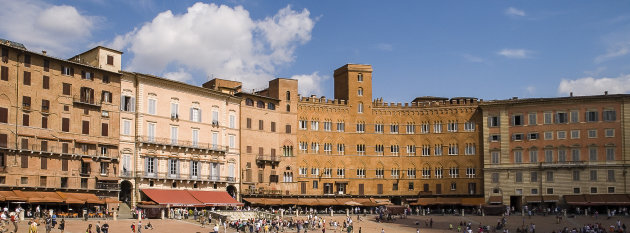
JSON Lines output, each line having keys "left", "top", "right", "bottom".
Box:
{"left": 96, "top": 182, "right": 120, "bottom": 190}
{"left": 138, "top": 136, "right": 228, "bottom": 153}
{"left": 540, "top": 161, "right": 587, "bottom": 168}
{"left": 120, "top": 170, "right": 133, "bottom": 178}
{"left": 80, "top": 169, "right": 91, "bottom": 177}
{"left": 72, "top": 95, "right": 101, "bottom": 107}
{"left": 19, "top": 142, "right": 118, "bottom": 160}
{"left": 243, "top": 188, "right": 282, "bottom": 196}
{"left": 256, "top": 155, "right": 280, "bottom": 164}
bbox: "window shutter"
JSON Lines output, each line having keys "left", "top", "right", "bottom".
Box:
{"left": 154, "top": 159, "right": 158, "bottom": 175}
{"left": 102, "top": 123, "right": 108, "bottom": 136}
{"left": 120, "top": 96, "right": 124, "bottom": 111}
{"left": 43, "top": 76, "right": 49, "bottom": 89}
{"left": 176, "top": 160, "right": 180, "bottom": 176}
{"left": 144, "top": 157, "right": 148, "bottom": 175}
{"left": 0, "top": 134, "right": 7, "bottom": 148}
{"left": 62, "top": 118, "right": 69, "bottom": 132}
{"left": 198, "top": 109, "right": 202, "bottom": 122}
{"left": 130, "top": 97, "right": 136, "bottom": 112}
{"left": 81, "top": 71, "right": 86, "bottom": 79}
{"left": 216, "top": 163, "right": 221, "bottom": 178}
{"left": 190, "top": 161, "right": 193, "bottom": 177}
{"left": 82, "top": 121, "right": 89, "bottom": 134}
{"left": 0, "top": 107, "right": 7, "bottom": 123}
{"left": 190, "top": 108, "right": 193, "bottom": 121}
{"left": 90, "top": 89, "right": 94, "bottom": 104}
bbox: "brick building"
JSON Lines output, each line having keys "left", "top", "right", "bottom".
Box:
{"left": 0, "top": 39, "right": 122, "bottom": 198}
{"left": 480, "top": 95, "right": 630, "bottom": 209}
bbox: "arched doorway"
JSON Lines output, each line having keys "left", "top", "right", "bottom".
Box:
{"left": 119, "top": 180, "right": 133, "bottom": 205}
{"left": 226, "top": 185, "right": 237, "bottom": 198}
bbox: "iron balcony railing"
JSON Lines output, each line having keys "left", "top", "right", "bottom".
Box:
{"left": 72, "top": 95, "right": 102, "bottom": 107}
{"left": 256, "top": 155, "right": 280, "bottom": 163}
{"left": 138, "top": 136, "right": 228, "bottom": 152}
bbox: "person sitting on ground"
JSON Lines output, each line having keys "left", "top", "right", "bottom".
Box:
{"left": 145, "top": 221, "right": 154, "bottom": 230}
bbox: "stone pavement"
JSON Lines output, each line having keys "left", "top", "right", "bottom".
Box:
{"left": 3, "top": 214, "right": 629, "bottom": 233}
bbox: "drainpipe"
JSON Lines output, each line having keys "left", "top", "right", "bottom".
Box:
{"left": 133, "top": 73, "right": 140, "bottom": 207}
{"left": 14, "top": 51, "right": 22, "bottom": 166}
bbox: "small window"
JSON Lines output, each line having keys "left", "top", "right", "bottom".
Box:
{"left": 23, "top": 71, "right": 30, "bottom": 85}
{"left": 1, "top": 66, "right": 8, "bottom": 81}
{"left": 603, "top": 109, "right": 616, "bottom": 121}
{"left": 512, "top": 114, "right": 523, "bottom": 126}
{"left": 102, "top": 75, "right": 110, "bottom": 84}
{"left": 24, "top": 54, "right": 31, "bottom": 67}
{"left": 586, "top": 110, "right": 598, "bottom": 122}
{"left": 489, "top": 116, "right": 500, "bottom": 127}
{"left": 556, "top": 112, "right": 568, "bottom": 124}
{"left": 107, "top": 55, "right": 114, "bottom": 65}
{"left": 357, "top": 73, "right": 363, "bottom": 82}
{"left": 267, "top": 102, "right": 275, "bottom": 110}
{"left": 490, "top": 134, "right": 500, "bottom": 142}
{"left": 256, "top": 101, "right": 265, "bottom": 108}
{"left": 43, "top": 59, "right": 49, "bottom": 72}
{"left": 42, "top": 76, "right": 49, "bottom": 89}
{"left": 62, "top": 83, "right": 71, "bottom": 95}
{"left": 357, "top": 87, "right": 363, "bottom": 96}
{"left": 245, "top": 98, "right": 254, "bottom": 106}
{"left": 512, "top": 133, "right": 524, "bottom": 141}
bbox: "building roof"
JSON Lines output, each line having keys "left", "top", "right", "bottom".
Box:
{"left": 480, "top": 94, "right": 630, "bottom": 107}
{"left": 0, "top": 38, "right": 121, "bottom": 75}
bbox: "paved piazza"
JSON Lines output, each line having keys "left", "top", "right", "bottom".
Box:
{"left": 4, "top": 214, "right": 629, "bottom": 233}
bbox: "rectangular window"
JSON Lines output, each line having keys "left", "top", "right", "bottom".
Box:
{"left": 605, "top": 129, "right": 614, "bottom": 137}
{"left": 512, "top": 133, "right": 524, "bottom": 141}
{"left": 41, "top": 116, "right": 47, "bottom": 129}
{"left": 247, "top": 118, "right": 252, "bottom": 129}
{"left": 544, "top": 131, "right": 553, "bottom": 140}
{"left": 572, "top": 148, "right": 581, "bottom": 161}
{"left": 123, "top": 120, "right": 130, "bottom": 136}
{"left": 147, "top": 99, "right": 156, "bottom": 115}
{"left": 170, "top": 126, "right": 178, "bottom": 145}
{"left": 527, "top": 132, "right": 539, "bottom": 140}
{"left": 147, "top": 122, "right": 156, "bottom": 142}
{"left": 61, "top": 118, "right": 70, "bottom": 132}
{"left": 530, "top": 172, "right": 538, "bottom": 182}
{"left": 170, "top": 102, "right": 178, "bottom": 118}
{"left": 0, "top": 108, "right": 7, "bottom": 124}
{"left": 42, "top": 76, "right": 49, "bottom": 89}
{"left": 515, "top": 172, "right": 523, "bottom": 183}
{"left": 603, "top": 109, "right": 616, "bottom": 121}
{"left": 0, "top": 66, "right": 7, "bottom": 81}
{"left": 546, "top": 171, "right": 554, "bottom": 182}
{"left": 573, "top": 170, "right": 580, "bottom": 181}
{"left": 61, "top": 66, "right": 73, "bottom": 76}
{"left": 229, "top": 114, "right": 236, "bottom": 128}
{"left": 310, "top": 120, "right": 318, "bottom": 130}
{"left": 491, "top": 173, "right": 499, "bottom": 183}
{"left": 22, "top": 114, "right": 29, "bottom": 126}
{"left": 407, "top": 145, "right": 416, "bottom": 156}
{"left": 271, "top": 122, "right": 276, "bottom": 132}
{"left": 590, "top": 170, "right": 598, "bottom": 181}
{"left": 557, "top": 131, "right": 566, "bottom": 139}
{"left": 1, "top": 48, "right": 7, "bottom": 63}
{"left": 529, "top": 150, "right": 538, "bottom": 163}
{"left": 24, "top": 54, "right": 30, "bottom": 67}
{"left": 259, "top": 120, "right": 264, "bottom": 130}
{"left": 588, "top": 129, "right": 597, "bottom": 138}
{"left": 571, "top": 130, "right": 580, "bottom": 139}
{"left": 570, "top": 110, "right": 579, "bottom": 123}
{"left": 544, "top": 112, "right": 553, "bottom": 124}
{"left": 544, "top": 149, "right": 553, "bottom": 163}
{"left": 211, "top": 110, "right": 219, "bottom": 125}
{"left": 406, "top": 124, "right": 415, "bottom": 134}
{"left": 490, "top": 134, "right": 500, "bottom": 142}
{"left": 528, "top": 113, "right": 537, "bottom": 125}
{"left": 356, "top": 123, "right": 365, "bottom": 133}
{"left": 512, "top": 114, "right": 523, "bottom": 126}
{"left": 491, "top": 151, "right": 499, "bottom": 164}
{"left": 433, "top": 122, "right": 442, "bottom": 133}
{"left": 589, "top": 147, "right": 597, "bottom": 161}
{"left": 556, "top": 112, "right": 568, "bottom": 124}
{"left": 101, "top": 123, "right": 108, "bottom": 136}
{"left": 489, "top": 116, "right": 499, "bottom": 127}
{"left": 337, "top": 144, "right": 345, "bottom": 155}
{"left": 192, "top": 129, "right": 199, "bottom": 147}
{"left": 191, "top": 108, "right": 201, "bottom": 122}
{"left": 107, "top": 55, "right": 114, "bottom": 65}
{"left": 606, "top": 147, "right": 615, "bottom": 161}
{"left": 23, "top": 71, "right": 30, "bottom": 85}
{"left": 558, "top": 149, "right": 567, "bottom": 162}
{"left": 22, "top": 96, "right": 31, "bottom": 110}
{"left": 586, "top": 110, "right": 598, "bottom": 122}
{"left": 514, "top": 151, "right": 522, "bottom": 164}
{"left": 608, "top": 170, "right": 615, "bottom": 182}
{"left": 62, "top": 83, "right": 71, "bottom": 95}
{"left": 421, "top": 123, "right": 430, "bottom": 133}
{"left": 447, "top": 121, "right": 457, "bottom": 132}
{"left": 82, "top": 121, "right": 89, "bottom": 135}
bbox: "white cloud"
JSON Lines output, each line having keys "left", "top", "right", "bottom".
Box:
{"left": 375, "top": 43, "right": 393, "bottom": 51}
{"left": 505, "top": 7, "right": 526, "bottom": 17}
{"left": 0, "top": 0, "right": 97, "bottom": 55}
{"left": 462, "top": 53, "right": 485, "bottom": 63}
{"left": 163, "top": 69, "right": 193, "bottom": 82}
{"left": 113, "top": 3, "right": 316, "bottom": 91}
{"left": 497, "top": 49, "right": 531, "bottom": 59}
{"left": 290, "top": 72, "right": 329, "bottom": 95}
{"left": 558, "top": 74, "right": 630, "bottom": 96}
{"left": 525, "top": 85, "right": 536, "bottom": 95}
{"left": 594, "top": 41, "right": 630, "bottom": 63}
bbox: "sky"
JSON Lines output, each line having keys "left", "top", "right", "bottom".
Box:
{"left": 1, "top": 0, "right": 630, "bottom": 102}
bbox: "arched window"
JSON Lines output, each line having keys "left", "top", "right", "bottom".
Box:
{"left": 256, "top": 101, "right": 265, "bottom": 108}
{"left": 286, "top": 91, "right": 291, "bottom": 101}
{"left": 268, "top": 102, "right": 276, "bottom": 110}
{"left": 357, "top": 87, "right": 363, "bottom": 96}
{"left": 286, "top": 104, "right": 291, "bottom": 112}
{"left": 245, "top": 98, "right": 254, "bottom": 106}
{"left": 358, "top": 102, "right": 363, "bottom": 113}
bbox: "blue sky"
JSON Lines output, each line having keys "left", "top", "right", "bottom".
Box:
{"left": 2, "top": 0, "right": 630, "bottom": 102}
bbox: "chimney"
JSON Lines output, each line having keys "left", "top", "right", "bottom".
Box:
{"left": 605, "top": 91, "right": 608, "bottom": 95}
{"left": 41, "top": 50, "right": 46, "bottom": 55}
{"left": 570, "top": 92, "right": 573, "bottom": 97}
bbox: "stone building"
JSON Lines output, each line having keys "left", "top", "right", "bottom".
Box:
{"left": 203, "top": 78, "right": 298, "bottom": 199}
{"left": 480, "top": 95, "right": 630, "bottom": 209}
{"left": 0, "top": 40, "right": 122, "bottom": 198}
{"left": 119, "top": 72, "right": 242, "bottom": 205}
{"left": 239, "top": 64, "right": 485, "bottom": 205}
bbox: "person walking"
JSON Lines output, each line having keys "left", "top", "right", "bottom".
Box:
{"left": 86, "top": 224, "right": 94, "bottom": 233}
{"left": 131, "top": 221, "right": 136, "bottom": 233}
{"left": 102, "top": 222, "right": 110, "bottom": 233}
{"left": 58, "top": 219, "right": 65, "bottom": 233}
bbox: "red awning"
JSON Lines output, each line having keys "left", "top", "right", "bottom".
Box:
{"left": 187, "top": 190, "right": 242, "bottom": 207}
{"left": 141, "top": 189, "right": 204, "bottom": 207}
